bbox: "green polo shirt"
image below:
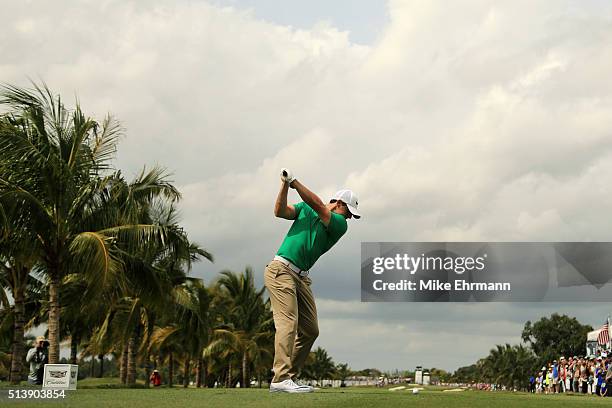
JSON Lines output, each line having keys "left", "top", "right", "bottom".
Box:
{"left": 276, "top": 202, "right": 348, "bottom": 271}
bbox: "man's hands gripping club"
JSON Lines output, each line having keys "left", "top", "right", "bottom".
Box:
{"left": 275, "top": 168, "right": 331, "bottom": 226}
{"left": 280, "top": 168, "right": 296, "bottom": 185}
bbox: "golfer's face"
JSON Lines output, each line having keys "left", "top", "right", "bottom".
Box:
{"left": 335, "top": 201, "right": 352, "bottom": 219}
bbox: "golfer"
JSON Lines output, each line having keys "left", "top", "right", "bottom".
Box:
{"left": 265, "top": 168, "right": 360, "bottom": 393}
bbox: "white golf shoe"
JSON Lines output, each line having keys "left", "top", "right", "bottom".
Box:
{"left": 269, "top": 379, "right": 314, "bottom": 393}
{"left": 293, "top": 379, "right": 314, "bottom": 391}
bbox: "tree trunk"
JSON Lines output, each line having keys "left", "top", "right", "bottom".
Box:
{"left": 143, "top": 313, "right": 155, "bottom": 389}
{"left": 203, "top": 360, "right": 208, "bottom": 388}
{"left": 70, "top": 334, "right": 79, "bottom": 365}
{"left": 126, "top": 329, "right": 138, "bottom": 386}
{"left": 120, "top": 343, "right": 128, "bottom": 384}
{"left": 196, "top": 358, "right": 203, "bottom": 387}
{"left": 168, "top": 353, "right": 174, "bottom": 387}
{"left": 183, "top": 357, "right": 190, "bottom": 388}
{"left": 48, "top": 273, "right": 61, "bottom": 364}
{"left": 144, "top": 355, "right": 150, "bottom": 389}
{"left": 242, "top": 351, "right": 248, "bottom": 388}
{"left": 90, "top": 357, "right": 95, "bottom": 377}
{"left": 9, "top": 280, "right": 25, "bottom": 384}
{"left": 97, "top": 354, "right": 104, "bottom": 377}
{"left": 127, "top": 323, "right": 142, "bottom": 386}
{"left": 227, "top": 361, "right": 232, "bottom": 388}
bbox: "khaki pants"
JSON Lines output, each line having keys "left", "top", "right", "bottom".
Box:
{"left": 264, "top": 260, "right": 319, "bottom": 383}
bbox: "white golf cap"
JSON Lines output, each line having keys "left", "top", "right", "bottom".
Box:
{"left": 332, "top": 189, "right": 361, "bottom": 219}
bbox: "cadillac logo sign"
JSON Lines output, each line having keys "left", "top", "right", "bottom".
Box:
{"left": 42, "top": 364, "right": 79, "bottom": 390}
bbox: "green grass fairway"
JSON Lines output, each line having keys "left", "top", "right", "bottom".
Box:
{"left": 3, "top": 387, "right": 612, "bottom": 408}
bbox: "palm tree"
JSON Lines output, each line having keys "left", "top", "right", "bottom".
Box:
{"left": 122, "top": 177, "right": 211, "bottom": 385}
{"left": 174, "top": 280, "right": 211, "bottom": 388}
{"left": 87, "top": 190, "right": 212, "bottom": 387}
{"left": 57, "top": 273, "right": 101, "bottom": 365}
{"left": 214, "top": 268, "right": 274, "bottom": 388}
{"left": 302, "top": 347, "right": 336, "bottom": 385}
{"left": 1, "top": 82, "right": 220, "bottom": 377}
{"left": 0, "top": 82, "right": 168, "bottom": 363}
{"left": 479, "top": 343, "right": 536, "bottom": 390}
{"left": 508, "top": 344, "right": 536, "bottom": 390}
{"left": 0, "top": 116, "right": 46, "bottom": 383}
{"left": 0, "top": 201, "right": 41, "bottom": 383}
{"left": 148, "top": 279, "right": 212, "bottom": 388}
{"left": 335, "top": 363, "right": 350, "bottom": 387}
{"left": 0, "top": 82, "right": 200, "bottom": 364}
{"left": 0, "top": 296, "right": 36, "bottom": 381}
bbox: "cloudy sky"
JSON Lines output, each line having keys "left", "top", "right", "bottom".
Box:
{"left": 3, "top": 0, "right": 612, "bottom": 371}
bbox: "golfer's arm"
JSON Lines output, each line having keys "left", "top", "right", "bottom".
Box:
{"left": 274, "top": 181, "right": 296, "bottom": 219}
{"left": 290, "top": 180, "right": 331, "bottom": 226}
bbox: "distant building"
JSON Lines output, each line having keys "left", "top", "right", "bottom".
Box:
{"left": 415, "top": 366, "right": 423, "bottom": 385}
{"left": 423, "top": 371, "right": 430, "bottom": 385}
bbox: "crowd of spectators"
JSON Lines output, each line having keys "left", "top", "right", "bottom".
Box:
{"left": 528, "top": 355, "right": 612, "bottom": 396}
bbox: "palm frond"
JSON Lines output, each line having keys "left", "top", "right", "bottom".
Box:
{"left": 0, "top": 202, "right": 7, "bottom": 240}
{"left": 129, "top": 166, "right": 181, "bottom": 204}
{"left": 68, "top": 231, "right": 122, "bottom": 290}
{"left": 90, "top": 114, "right": 121, "bottom": 170}
{"left": 99, "top": 224, "right": 171, "bottom": 249}
{"left": 0, "top": 285, "right": 10, "bottom": 310}
{"left": 149, "top": 325, "right": 180, "bottom": 352}
{"left": 172, "top": 284, "right": 198, "bottom": 312}
{"left": 0, "top": 186, "right": 53, "bottom": 232}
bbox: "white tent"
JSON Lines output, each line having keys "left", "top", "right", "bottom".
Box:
{"left": 587, "top": 329, "right": 602, "bottom": 342}
{"left": 586, "top": 326, "right": 611, "bottom": 356}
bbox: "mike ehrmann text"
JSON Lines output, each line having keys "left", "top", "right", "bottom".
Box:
{"left": 372, "top": 279, "right": 511, "bottom": 292}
